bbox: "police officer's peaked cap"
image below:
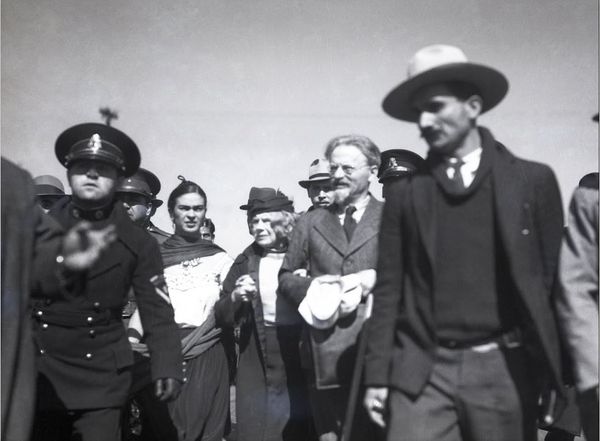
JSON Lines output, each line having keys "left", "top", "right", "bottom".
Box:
{"left": 33, "top": 174, "right": 66, "bottom": 197}
{"left": 116, "top": 167, "right": 163, "bottom": 207}
{"left": 378, "top": 149, "right": 425, "bottom": 183}
{"left": 55, "top": 123, "right": 140, "bottom": 177}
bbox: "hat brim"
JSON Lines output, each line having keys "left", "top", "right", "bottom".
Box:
{"left": 298, "top": 177, "right": 331, "bottom": 189}
{"left": 152, "top": 199, "right": 163, "bottom": 208}
{"left": 383, "top": 63, "right": 509, "bottom": 122}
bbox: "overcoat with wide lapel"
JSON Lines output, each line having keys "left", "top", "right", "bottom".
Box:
{"left": 364, "top": 128, "right": 565, "bottom": 399}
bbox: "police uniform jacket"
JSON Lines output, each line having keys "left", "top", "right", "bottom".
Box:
{"left": 32, "top": 197, "right": 183, "bottom": 410}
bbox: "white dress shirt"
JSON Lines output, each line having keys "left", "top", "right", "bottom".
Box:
{"left": 446, "top": 147, "right": 482, "bottom": 188}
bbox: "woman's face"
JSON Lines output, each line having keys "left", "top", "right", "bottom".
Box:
{"left": 249, "top": 211, "right": 282, "bottom": 249}
{"left": 171, "top": 192, "right": 207, "bottom": 238}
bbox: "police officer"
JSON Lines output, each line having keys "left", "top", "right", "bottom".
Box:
{"left": 116, "top": 167, "right": 171, "bottom": 244}
{"left": 377, "top": 149, "right": 424, "bottom": 199}
{"left": 31, "top": 123, "right": 183, "bottom": 441}
{"left": 33, "top": 174, "right": 69, "bottom": 213}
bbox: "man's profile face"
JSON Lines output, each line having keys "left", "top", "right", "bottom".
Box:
{"left": 307, "top": 181, "right": 333, "bottom": 208}
{"left": 68, "top": 160, "right": 119, "bottom": 206}
{"left": 117, "top": 192, "right": 151, "bottom": 224}
{"left": 329, "top": 144, "right": 376, "bottom": 205}
{"left": 413, "top": 84, "right": 477, "bottom": 156}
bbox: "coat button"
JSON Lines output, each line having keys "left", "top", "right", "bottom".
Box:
{"left": 87, "top": 316, "right": 93, "bottom": 324}
{"left": 42, "top": 323, "right": 49, "bottom": 329}
{"left": 45, "top": 299, "right": 52, "bottom": 305}
{"left": 93, "top": 302, "right": 101, "bottom": 311}
{"left": 36, "top": 310, "right": 43, "bottom": 317}
{"left": 89, "top": 329, "right": 96, "bottom": 338}
{"left": 85, "top": 353, "right": 93, "bottom": 359}
{"left": 521, "top": 228, "right": 530, "bottom": 236}
{"left": 39, "top": 349, "right": 45, "bottom": 355}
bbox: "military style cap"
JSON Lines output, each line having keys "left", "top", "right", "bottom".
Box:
{"left": 116, "top": 167, "right": 163, "bottom": 207}
{"left": 240, "top": 187, "right": 294, "bottom": 217}
{"left": 33, "top": 174, "right": 66, "bottom": 197}
{"left": 55, "top": 123, "right": 140, "bottom": 177}
{"left": 298, "top": 158, "right": 331, "bottom": 188}
{"left": 378, "top": 149, "right": 425, "bottom": 183}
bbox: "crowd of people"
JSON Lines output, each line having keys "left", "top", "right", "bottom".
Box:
{"left": 1, "top": 44, "right": 597, "bottom": 441}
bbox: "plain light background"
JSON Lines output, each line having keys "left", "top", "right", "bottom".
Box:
{"left": 2, "top": 0, "right": 597, "bottom": 257}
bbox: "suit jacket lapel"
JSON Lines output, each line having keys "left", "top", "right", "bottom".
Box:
{"left": 347, "top": 197, "right": 382, "bottom": 254}
{"left": 412, "top": 173, "right": 437, "bottom": 268}
{"left": 491, "top": 142, "right": 522, "bottom": 265}
{"left": 314, "top": 208, "right": 348, "bottom": 255}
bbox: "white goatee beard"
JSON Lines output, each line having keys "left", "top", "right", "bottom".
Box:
{"left": 332, "top": 187, "right": 350, "bottom": 206}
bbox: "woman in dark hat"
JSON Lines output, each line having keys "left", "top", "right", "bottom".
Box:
{"left": 215, "top": 187, "right": 313, "bottom": 441}
{"left": 128, "top": 176, "right": 233, "bottom": 441}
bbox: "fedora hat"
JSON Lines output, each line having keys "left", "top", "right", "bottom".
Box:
{"left": 240, "top": 187, "right": 294, "bottom": 217}
{"left": 33, "top": 174, "right": 66, "bottom": 197}
{"left": 116, "top": 167, "right": 163, "bottom": 207}
{"left": 298, "top": 158, "right": 331, "bottom": 189}
{"left": 383, "top": 45, "right": 509, "bottom": 122}
{"left": 55, "top": 123, "right": 140, "bottom": 177}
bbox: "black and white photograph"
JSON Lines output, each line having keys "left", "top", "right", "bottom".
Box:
{"left": 1, "top": 1, "right": 597, "bottom": 440}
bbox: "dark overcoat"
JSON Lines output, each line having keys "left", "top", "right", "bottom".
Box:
{"left": 216, "top": 242, "right": 310, "bottom": 441}
{"left": 364, "top": 128, "right": 565, "bottom": 401}
{"left": 32, "top": 197, "right": 183, "bottom": 410}
{"left": 1, "top": 158, "right": 64, "bottom": 441}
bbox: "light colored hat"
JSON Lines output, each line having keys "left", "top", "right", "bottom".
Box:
{"left": 383, "top": 44, "right": 509, "bottom": 122}
{"left": 298, "top": 158, "right": 331, "bottom": 189}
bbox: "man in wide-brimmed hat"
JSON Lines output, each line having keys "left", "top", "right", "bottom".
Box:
{"left": 298, "top": 158, "right": 334, "bottom": 210}
{"left": 364, "top": 45, "right": 566, "bottom": 441}
{"left": 30, "top": 123, "right": 183, "bottom": 440}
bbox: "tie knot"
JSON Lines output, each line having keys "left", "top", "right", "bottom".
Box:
{"left": 345, "top": 205, "right": 357, "bottom": 216}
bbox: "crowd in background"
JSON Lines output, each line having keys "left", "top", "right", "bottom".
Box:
{"left": 1, "top": 44, "right": 598, "bottom": 441}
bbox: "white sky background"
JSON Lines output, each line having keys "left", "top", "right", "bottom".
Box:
{"left": 2, "top": 0, "right": 598, "bottom": 257}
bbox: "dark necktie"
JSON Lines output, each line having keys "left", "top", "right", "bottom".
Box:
{"left": 448, "top": 159, "right": 465, "bottom": 190}
{"left": 343, "top": 205, "right": 357, "bottom": 240}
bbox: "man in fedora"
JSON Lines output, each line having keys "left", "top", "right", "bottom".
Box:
{"left": 34, "top": 174, "right": 69, "bottom": 213}
{"left": 363, "top": 45, "right": 566, "bottom": 441}
{"left": 280, "top": 134, "right": 383, "bottom": 441}
{"left": 298, "top": 158, "right": 334, "bottom": 211}
{"left": 116, "top": 167, "right": 171, "bottom": 244}
{"left": 30, "top": 123, "right": 183, "bottom": 440}
{"left": 377, "top": 149, "right": 424, "bottom": 199}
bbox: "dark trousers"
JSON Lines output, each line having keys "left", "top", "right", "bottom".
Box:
{"left": 386, "top": 345, "right": 539, "bottom": 441}
{"left": 31, "top": 407, "right": 121, "bottom": 441}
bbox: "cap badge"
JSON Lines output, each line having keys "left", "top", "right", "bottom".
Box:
{"left": 88, "top": 134, "right": 102, "bottom": 154}
{"left": 389, "top": 158, "right": 398, "bottom": 167}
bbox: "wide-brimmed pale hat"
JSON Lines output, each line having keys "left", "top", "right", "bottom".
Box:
{"left": 383, "top": 45, "right": 509, "bottom": 122}
{"left": 298, "top": 158, "right": 331, "bottom": 189}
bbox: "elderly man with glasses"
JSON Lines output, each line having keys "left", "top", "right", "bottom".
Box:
{"left": 279, "top": 134, "right": 383, "bottom": 441}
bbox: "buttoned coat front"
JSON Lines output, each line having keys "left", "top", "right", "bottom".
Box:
{"left": 364, "top": 128, "right": 565, "bottom": 403}
{"left": 32, "top": 198, "right": 183, "bottom": 410}
{"left": 279, "top": 197, "right": 383, "bottom": 386}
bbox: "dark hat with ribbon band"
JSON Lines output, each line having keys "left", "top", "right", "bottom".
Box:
{"left": 33, "top": 174, "right": 66, "bottom": 197}
{"left": 378, "top": 149, "right": 425, "bottom": 183}
{"left": 55, "top": 123, "right": 140, "bottom": 177}
{"left": 240, "top": 187, "right": 294, "bottom": 217}
{"left": 116, "top": 167, "right": 163, "bottom": 207}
